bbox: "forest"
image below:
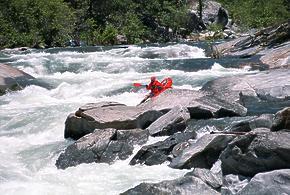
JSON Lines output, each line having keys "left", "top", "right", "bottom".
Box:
{"left": 0, "top": 0, "right": 289, "bottom": 48}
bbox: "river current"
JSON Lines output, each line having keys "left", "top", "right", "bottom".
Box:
{"left": 0, "top": 43, "right": 253, "bottom": 194}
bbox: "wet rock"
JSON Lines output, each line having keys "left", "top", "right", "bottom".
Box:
{"left": 65, "top": 102, "right": 163, "bottom": 140}
{"left": 185, "top": 168, "right": 222, "bottom": 189}
{"left": 211, "top": 22, "right": 290, "bottom": 69}
{"left": 221, "top": 174, "right": 250, "bottom": 195}
{"left": 220, "top": 131, "right": 290, "bottom": 177}
{"left": 185, "top": 116, "right": 255, "bottom": 134}
{"left": 260, "top": 41, "right": 290, "bottom": 69}
{"left": 140, "top": 89, "right": 246, "bottom": 118}
{"left": 237, "top": 169, "right": 290, "bottom": 195}
{"left": 121, "top": 174, "right": 219, "bottom": 195}
{"left": 129, "top": 132, "right": 196, "bottom": 166}
{"left": 271, "top": 107, "right": 290, "bottom": 131}
{"left": 65, "top": 88, "right": 246, "bottom": 140}
{"left": 202, "top": 69, "right": 290, "bottom": 115}
{"left": 147, "top": 105, "right": 190, "bottom": 136}
{"left": 169, "top": 134, "right": 235, "bottom": 169}
{"left": 0, "top": 63, "right": 34, "bottom": 95}
{"left": 229, "top": 114, "right": 274, "bottom": 132}
{"left": 56, "top": 128, "right": 148, "bottom": 169}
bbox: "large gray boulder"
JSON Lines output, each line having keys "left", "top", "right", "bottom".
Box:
{"left": 220, "top": 131, "right": 290, "bottom": 177}
{"left": 189, "top": 0, "right": 229, "bottom": 29}
{"left": 237, "top": 169, "right": 290, "bottom": 195}
{"left": 65, "top": 89, "right": 246, "bottom": 140}
{"left": 229, "top": 114, "right": 274, "bottom": 132}
{"left": 56, "top": 128, "right": 148, "bottom": 169}
{"left": 185, "top": 168, "right": 222, "bottom": 189}
{"left": 0, "top": 63, "right": 34, "bottom": 95}
{"left": 260, "top": 41, "right": 290, "bottom": 69}
{"left": 146, "top": 105, "right": 191, "bottom": 136}
{"left": 169, "top": 134, "right": 235, "bottom": 169}
{"left": 121, "top": 174, "right": 220, "bottom": 195}
{"left": 211, "top": 22, "right": 290, "bottom": 69}
{"left": 139, "top": 89, "right": 246, "bottom": 118}
{"left": 202, "top": 69, "right": 290, "bottom": 115}
{"left": 64, "top": 102, "right": 163, "bottom": 140}
{"left": 129, "top": 132, "right": 196, "bottom": 166}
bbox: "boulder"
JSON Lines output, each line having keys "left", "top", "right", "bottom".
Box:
{"left": 211, "top": 22, "right": 290, "bottom": 69}
{"left": 189, "top": 0, "right": 229, "bottom": 28}
{"left": 271, "top": 107, "right": 290, "bottom": 131}
{"left": 220, "top": 131, "right": 290, "bottom": 177}
{"left": 169, "top": 134, "right": 235, "bottom": 169}
{"left": 139, "top": 89, "right": 246, "bottom": 118}
{"left": 237, "top": 169, "right": 290, "bottom": 195}
{"left": 221, "top": 174, "right": 250, "bottom": 195}
{"left": 229, "top": 114, "right": 274, "bottom": 132}
{"left": 202, "top": 69, "right": 290, "bottom": 115}
{"left": 0, "top": 63, "right": 34, "bottom": 95}
{"left": 121, "top": 174, "right": 219, "bottom": 195}
{"left": 185, "top": 168, "right": 222, "bottom": 189}
{"left": 129, "top": 132, "right": 196, "bottom": 166}
{"left": 146, "top": 105, "right": 191, "bottom": 136}
{"left": 185, "top": 116, "right": 255, "bottom": 134}
{"left": 56, "top": 128, "right": 148, "bottom": 169}
{"left": 260, "top": 41, "right": 290, "bottom": 69}
{"left": 65, "top": 102, "right": 163, "bottom": 140}
{"left": 65, "top": 89, "right": 246, "bottom": 140}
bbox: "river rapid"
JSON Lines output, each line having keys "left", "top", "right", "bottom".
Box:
{"left": 0, "top": 43, "right": 254, "bottom": 195}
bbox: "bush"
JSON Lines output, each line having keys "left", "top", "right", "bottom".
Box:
{"left": 217, "top": 0, "right": 290, "bottom": 29}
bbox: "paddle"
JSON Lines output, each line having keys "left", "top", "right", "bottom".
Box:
{"left": 133, "top": 83, "right": 146, "bottom": 87}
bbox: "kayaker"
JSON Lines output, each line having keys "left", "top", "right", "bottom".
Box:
{"left": 139, "top": 76, "right": 163, "bottom": 105}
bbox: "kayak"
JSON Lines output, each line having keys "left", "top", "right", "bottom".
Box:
{"left": 152, "top": 77, "right": 173, "bottom": 97}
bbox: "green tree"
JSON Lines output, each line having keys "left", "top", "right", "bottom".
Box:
{"left": 0, "top": 0, "right": 75, "bottom": 48}
{"left": 217, "top": 0, "right": 289, "bottom": 29}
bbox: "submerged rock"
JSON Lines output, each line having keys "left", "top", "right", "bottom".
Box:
{"left": 169, "top": 133, "right": 235, "bottom": 169}
{"left": 237, "top": 169, "right": 290, "bottom": 195}
{"left": 0, "top": 63, "right": 34, "bottom": 95}
{"left": 220, "top": 131, "right": 290, "bottom": 177}
{"left": 56, "top": 128, "right": 148, "bottom": 169}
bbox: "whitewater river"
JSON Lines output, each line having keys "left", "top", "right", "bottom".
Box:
{"left": 0, "top": 43, "right": 253, "bottom": 195}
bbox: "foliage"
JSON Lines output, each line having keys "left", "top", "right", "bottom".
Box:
{"left": 217, "top": 0, "right": 290, "bottom": 29}
{"left": 1, "top": 0, "right": 289, "bottom": 48}
{"left": 0, "top": 0, "right": 75, "bottom": 48}
{"left": 0, "top": 0, "right": 191, "bottom": 47}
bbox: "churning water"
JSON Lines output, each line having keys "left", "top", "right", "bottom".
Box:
{"left": 0, "top": 43, "right": 253, "bottom": 195}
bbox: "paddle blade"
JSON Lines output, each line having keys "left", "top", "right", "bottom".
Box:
{"left": 133, "top": 83, "right": 143, "bottom": 87}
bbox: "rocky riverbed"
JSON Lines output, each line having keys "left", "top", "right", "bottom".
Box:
{"left": 56, "top": 23, "right": 290, "bottom": 194}
{"left": 0, "top": 21, "right": 289, "bottom": 195}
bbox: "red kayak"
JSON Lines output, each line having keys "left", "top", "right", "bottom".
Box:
{"left": 152, "top": 77, "right": 173, "bottom": 97}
